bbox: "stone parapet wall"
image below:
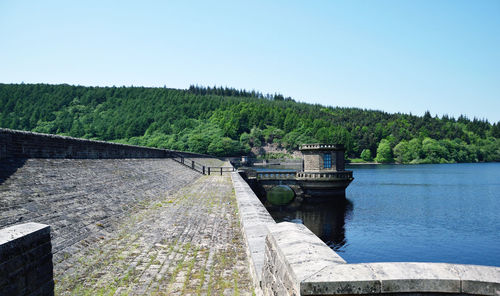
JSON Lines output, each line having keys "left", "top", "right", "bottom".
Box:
{"left": 263, "top": 223, "right": 346, "bottom": 295}
{"left": 231, "top": 172, "right": 276, "bottom": 294}
{"left": 295, "top": 171, "right": 353, "bottom": 180}
{"left": 0, "top": 128, "right": 169, "bottom": 159}
{"left": 0, "top": 223, "right": 54, "bottom": 296}
{"left": 301, "top": 262, "right": 500, "bottom": 295}
{"left": 263, "top": 222, "right": 500, "bottom": 296}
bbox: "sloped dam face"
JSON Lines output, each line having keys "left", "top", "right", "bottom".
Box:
{"left": 0, "top": 158, "right": 200, "bottom": 263}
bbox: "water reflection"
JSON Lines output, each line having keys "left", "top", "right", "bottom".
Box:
{"left": 266, "top": 198, "right": 353, "bottom": 252}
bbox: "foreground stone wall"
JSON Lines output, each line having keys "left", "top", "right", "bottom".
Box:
{"left": 263, "top": 222, "right": 500, "bottom": 296}
{"left": 0, "top": 223, "right": 54, "bottom": 296}
{"left": 0, "top": 128, "right": 169, "bottom": 159}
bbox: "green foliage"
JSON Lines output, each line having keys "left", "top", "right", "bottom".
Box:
{"left": 0, "top": 83, "right": 498, "bottom": 161}
{"left": 375, "top": 139, "right": 394, "bottom": 163}
{"left": 360, "top": 149, "right": 372, "bottom": 161}
{"left": 207, "top": 137, "right": 242, "bottom": 157}
{"left": 249, "top": 127, "right": 263, "bottom": 147}
{"left": 422, "top": 138, "right": 448, "bottom": 163}
{"left": 393, "top": 140, "right": 411, "bottom": 163}
{"left": 262, "top": 126, "right": 285, "bottom": 144}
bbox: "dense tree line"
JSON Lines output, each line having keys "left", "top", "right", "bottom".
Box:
{"left": 0, "top": 83, "right": 499, "bottom": 162}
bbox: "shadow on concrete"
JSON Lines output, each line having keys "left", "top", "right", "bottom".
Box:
{"left": 0, "top": 158, "right": 27, "bottom": 185}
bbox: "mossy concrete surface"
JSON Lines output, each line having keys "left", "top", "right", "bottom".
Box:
{"left": 266, "top": 185, "right": 295, "bottom": 206}
{"left": 55, "top": 173, "right": 253, "bottom": 295}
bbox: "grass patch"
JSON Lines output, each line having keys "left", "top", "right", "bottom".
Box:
{"left": 233, "top": 270, "right": 240, "bottom": 296}
{"left": 181, "top": 246, "right": 199, "bottom": 293}
{"left": 348, "top": 158, "right": 370, "bottom": 163}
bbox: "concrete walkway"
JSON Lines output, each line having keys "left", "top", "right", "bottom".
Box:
{"left": 53, "top": 173, "right": 253, "bottom": 295}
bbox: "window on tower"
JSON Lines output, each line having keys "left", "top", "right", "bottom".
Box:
{"left": 324, "top": 153, "right": 331, "bottom": 168}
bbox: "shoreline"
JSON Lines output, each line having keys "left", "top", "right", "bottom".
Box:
{"left": 346, "top": 161, "right": 497, "bottom": 165}
{"left": 347, "top": 162, "right": 382, "bottom": 165}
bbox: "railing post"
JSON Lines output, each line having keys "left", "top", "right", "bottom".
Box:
{"left": 203, "top": 166, "right": 205, "bottom": 174}
{"left": 208, "top": 167, "right": 210, "bottom": 175}
{"left": 181, "top": 157, "right": 184, "bottom": 164}
{"left": 220, "top": 167, "right": 223, "bottom": 175}
{"left": 192, "top": 160, "right": 194, "bottom": 169}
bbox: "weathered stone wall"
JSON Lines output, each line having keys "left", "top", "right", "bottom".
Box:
{"left": 302, "top": 151, "right": 322, "bottom": 172}
{"left": 0, "top": 223, "right": 54, "bottom": 296}
{"left": 231, "top": 172, "right": 276, "bottom": 294}
{"left": 262, "top": 222, "right": 346, "bottom": 295}
{"left": 262, "top": 222, "right": 500, "bottom": 296}
{"left": 303, "top": 151, "right": 342, "bottom": 172}
{"left": 0, "top": 128, "right": 169, "bottom": 159}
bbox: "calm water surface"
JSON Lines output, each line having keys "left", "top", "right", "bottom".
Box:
{"left": 267, "top": 163, "right": 500, "bottom": 266}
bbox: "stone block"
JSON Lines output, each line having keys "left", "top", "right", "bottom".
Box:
{"left": 0, "top": 223, "right": 51, "bottom": 261}
{"left": 263, "top": 222, "right": 347, "bottom": 296}
{"left": 301, "top": 263, "right": 380, "bottom": 295}
{"left": 267, "top": 222, "right": 345, "bottom": 281}
{"left": 452, "top": 264, "right": 500, "bottom": 296}
{"left": 0, "top": 222, "right": 54, "bottom": 296}
{"left": 369, "top": 262, "right": 461, "bottom": 294}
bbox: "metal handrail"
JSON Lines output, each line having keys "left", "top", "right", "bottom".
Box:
{"left": 170, "top": 152, "right": 235, "bottom": 175}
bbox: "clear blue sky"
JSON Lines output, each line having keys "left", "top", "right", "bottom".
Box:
{"left": 1, "top": 0, "right": 499, "bottom": 122}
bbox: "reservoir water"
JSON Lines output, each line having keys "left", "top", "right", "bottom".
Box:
{"left": 266, "top": 163, "right": 500, "bottom": 267}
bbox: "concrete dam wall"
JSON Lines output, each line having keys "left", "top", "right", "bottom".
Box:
{"left": 0, "top": 129, "right": 213, "bottom": 294}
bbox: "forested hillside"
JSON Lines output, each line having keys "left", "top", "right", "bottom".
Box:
{"left": 1, "top": 83, "right": 499, "bottom": 163}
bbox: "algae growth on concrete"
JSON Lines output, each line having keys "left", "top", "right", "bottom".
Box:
{"left": 267, "top": 185, "right": 295, "bottom": 206}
